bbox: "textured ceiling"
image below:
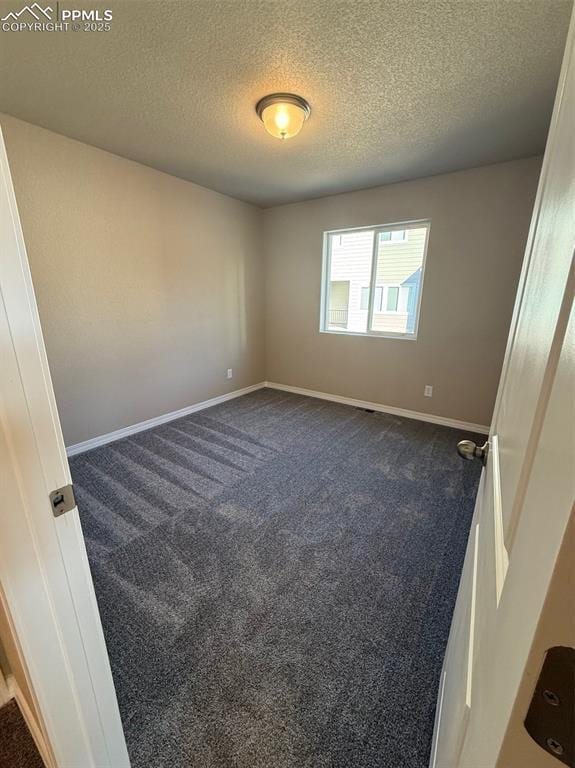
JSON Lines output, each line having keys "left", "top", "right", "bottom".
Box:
{"left": 0, "top": 0, "right": 571, "bottom": 206}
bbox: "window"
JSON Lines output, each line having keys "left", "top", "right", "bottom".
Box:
{"left": 320, "top": 220, "right": 430, "bottom": 339}
{"left": 386, "top": 286, "right": 399, "bottom": 312}
{"left": 361, "top": 285, "right": 388, "bottom": 311}
{"left": 380, "top": 230, "right": 407, "bottom": 244}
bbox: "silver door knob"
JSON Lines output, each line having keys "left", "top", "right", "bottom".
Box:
{"left": 457, "top": 439, "right": 489, "bottom": 465}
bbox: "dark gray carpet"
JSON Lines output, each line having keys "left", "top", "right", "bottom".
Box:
{"left": 71, "top": 388, "right": 481, "bottom": 768}
{"left": 0, "top": 700, "right": 44, "bottom": 768}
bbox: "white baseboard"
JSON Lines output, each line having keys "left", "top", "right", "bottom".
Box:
{"left": 264, "top": 381, "right": 490, "bottom": 434}
{"left": 66, "top": 382, "right": 267, "bottom": 456}
{"left": 66, "top": 378, "right": 488, "bottom": 456}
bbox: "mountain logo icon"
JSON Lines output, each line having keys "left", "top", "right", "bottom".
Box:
{"left": 1, "top": 3, "right": 53, "bottom": 21}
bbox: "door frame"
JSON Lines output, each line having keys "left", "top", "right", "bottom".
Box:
{"left": 0, "top": 126, "right": 129, "bottom": 767}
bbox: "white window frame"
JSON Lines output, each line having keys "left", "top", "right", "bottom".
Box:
{"left": 320, "top": 219, "right": 431, "bottom": 340}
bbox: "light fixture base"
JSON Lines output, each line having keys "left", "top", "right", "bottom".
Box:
{"left": 255, "top": 93, "right": 311, "bottom": 121}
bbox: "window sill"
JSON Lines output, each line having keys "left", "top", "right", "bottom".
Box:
{"left": 319, "top": 329, "right": 418, "bottom": 341}
{"left": 374, "top": 311, "right": 407, "bottom": 316}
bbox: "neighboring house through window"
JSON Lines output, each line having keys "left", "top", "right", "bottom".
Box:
{"left": 380, "top": 230, "right": 408, "bottom": 244}
{"left": 321, "top": 221, "right": 430, "bottom": 338}
{"left": 386, "top": 286, "right": 400, "bottom": 311}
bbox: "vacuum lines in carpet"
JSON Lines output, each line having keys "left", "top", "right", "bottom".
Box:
{"left": 71, "top": 388, "right": 481, "bottom": 768}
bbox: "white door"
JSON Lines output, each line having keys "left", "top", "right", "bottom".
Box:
{"left": 431, "top": 13, "right": 575, "bottom": 768}
{"left": 0, "top": 124, "right": 130, "bottom": 766}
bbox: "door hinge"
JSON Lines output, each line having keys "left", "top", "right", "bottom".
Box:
{"left": 524, "top": 646, "right": 574, "bottom": 766}
{"left": 49, "top": 484, "right": 76, "bottom": 517}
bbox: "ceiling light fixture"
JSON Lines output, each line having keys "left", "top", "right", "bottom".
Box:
{"left": 255, "top": 93, "right": 311, "bottom": 140}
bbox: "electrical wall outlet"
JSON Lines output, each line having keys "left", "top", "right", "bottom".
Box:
{"left": 227, "top": 368, "right": 233, "bottom": 380}
{"left": 424, "top": 385, "right": 433, "bottom": 397}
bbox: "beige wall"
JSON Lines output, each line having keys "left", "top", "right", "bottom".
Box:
{"left": 1, "top": 114, "right": 265, "bottom": 446}
{"left": 1, "top": 114, "right": 541, "bottom": 438}
{"left": 263, "top": 158, "right": 541, "bottom": 427}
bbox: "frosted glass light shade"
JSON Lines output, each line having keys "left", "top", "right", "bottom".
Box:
{"left": 256, "top": 93, "right": 310, "bottom": 140}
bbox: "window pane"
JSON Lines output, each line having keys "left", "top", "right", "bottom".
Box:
{"left": 369, "top": 226, "right": 427, "bottom": 335}
{"left": 380, "top": 230, "right": 407, "bottom": 244}
{"left": 322, "top": 222, "right": 428, "bottom": 338}
{"left": 386, "top": 286, "right": 399, "bottom": 311}
{"left": 327, "top": 231, "right": 373, "bottom": 332}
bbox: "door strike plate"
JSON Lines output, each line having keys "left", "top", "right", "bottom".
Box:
{"left": 49, "top": 484, "right": 76, "bottom": 517}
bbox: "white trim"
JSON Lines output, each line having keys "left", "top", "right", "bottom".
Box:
{"left": 0, "top": 665, "right": 10, "bottom": 707}
{"left": 319, "top": 328, "right": 418, "bottom": 341}
{"left": 490, "top": 436, "right": 509, "bottom": 605}
{"left": 264, "top": 382, "right": 490, "bottom": 434}
{"left": 8, "top": 677, "right": 56, "bottom": 768}
{"left": 323, "top": 217, "right": 431, "bottom": 237}
{"left": 66, "top": 382, "right": 267, "bottom": 456}
{"left": 429, "top": 670, "right": 447, "bottom": 768}
{"left": 365, "top": 224, "right": 379, "bottom": 335}
{"left": 67, "top": 379, "right": 487, "bottom": 459}
{"left": 0, "top": 582, "right": 56, "bottom": 766}
{"left": 466, "top": 522, "right": 480, "bottom": 708}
